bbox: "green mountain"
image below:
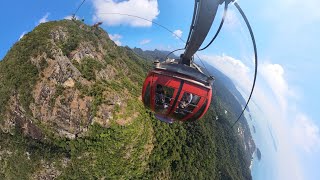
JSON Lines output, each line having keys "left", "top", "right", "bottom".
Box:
{"left": 0, "top": 20, "right": 252, "bottom": 179}
{"left": 204, "top": 62, "right": 256, "bottom": 162}
{"left": 132, "top": 47, "right": 178, "bottom": 62}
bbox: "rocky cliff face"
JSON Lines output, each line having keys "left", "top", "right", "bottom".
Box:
{"left": 0, "top": 20, "right": 145, "bottom": 140}
{"left": 0, "top": 20, "right": 154, "bottom": 178}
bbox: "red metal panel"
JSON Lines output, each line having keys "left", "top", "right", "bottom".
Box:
{"left": 142, "top": 72, "right": 153, "bottom": 108}
{"left": 197, "top": 89, "right": 212, "bottom": 120}
{"left": 182, "top": 81, "right": 209, "bottom": 97}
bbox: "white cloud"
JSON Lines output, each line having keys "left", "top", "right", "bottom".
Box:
{"left": 109, "top": 34, "right": 122, "bottom": 46}
{"left": 202, "top": 55, "right": 291, "bottom": 112}
{"left": 139, "top": 39, "right": 151, "bottom": 45}
{"left": 225, "top": 9, "right": 241, "bottom": 30}
{"left": 201, "top": 54, "right": 252, "bottom": 92}
{"left": 92, "top": 0, "right": 159, "bottom": 27}
{"left": 173, "top": 29, "right": 183, "bottom": 39}
{"left": 109, "top": 34, "right": 122, "bottom": 40}
{"left": 202, "top": 54, "right": 319, "bottom": 179}
{"left": 64, "top": 15, "right": 80, "bottom": 20}
{"left": 292, "top": 114, "right": 320, "bottom": 153}
{"left": 19, "top": 31, "right": 26, "bottom": 40}
{"left": 39, "top": 13, "right": 50, "bottom": 24}
{"left": 260, "top": 62, "right": 290, "bottom": 112}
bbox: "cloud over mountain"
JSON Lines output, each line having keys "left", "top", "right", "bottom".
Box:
{"left": 92, "top": 0, "right": 159, "bottom": 27}
{"left": 109, "top": 33, "right": 122, "bottom": 46}
{"left": 39, "top": 13, "right": 49, "bottom": 24}
{"left": 139, "top": 39, "right": 151, "bottom": 45}
{"left": 292, "top": 114, "right": 320, "bottom": 153}
{"left": 173, "top": 29, "right": 183, "bottom": 39}
{"left": 19, "top": 31, "right": 26, "bottom": 40}
{"left": 202, "top": 54, "right": 319, "bottom": 179}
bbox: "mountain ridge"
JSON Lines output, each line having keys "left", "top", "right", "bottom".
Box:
{"left": 132, "top": 47, "right": 178, "bottom": 62}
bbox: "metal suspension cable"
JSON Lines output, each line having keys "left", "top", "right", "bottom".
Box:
{"left": 231, "top": 2, "right": 258, "bottom": 128}
{"left": 97, "top": 13, "right": 186, "bottom": 43}
{"left": 194, "top": 53, "right": 211, "bottom": 76}
{"left": 165, "top": 48, "right": 185, "bottom": 60}
{"left": 198, "top": 2, "right": 228, "bottom": 51}
{"left": 165, "top": 48, "right": 211, "bottom": 79}
{"left": 72, "top": 0, "right": 86, "bottom": 18}
{"left": 94, "top": 13, "right": 190, "bottom": 65}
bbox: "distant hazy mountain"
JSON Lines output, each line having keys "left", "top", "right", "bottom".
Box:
{"left": 131, "top": 47, "right": 178, "bottom": 62}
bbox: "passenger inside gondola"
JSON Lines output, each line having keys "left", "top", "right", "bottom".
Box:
{"left": 155, "top": 84, "right": 165, "bottom": 106}
{"left": 179, "top": 92, "right": 193, "bottom": 109}
{"left": 155, "top": 84, "right": 174, "bottom": 113}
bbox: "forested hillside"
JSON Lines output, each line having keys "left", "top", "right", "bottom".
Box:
{"left": 0, "top": 20, "right": 252, "bottom": 179}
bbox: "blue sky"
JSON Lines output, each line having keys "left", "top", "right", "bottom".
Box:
{"left": 1, "top": 0, "right": 319, "bottom": 179}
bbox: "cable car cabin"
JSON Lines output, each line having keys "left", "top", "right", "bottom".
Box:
{"left": 142, "top": 60, "right": 213, "bottom": 123}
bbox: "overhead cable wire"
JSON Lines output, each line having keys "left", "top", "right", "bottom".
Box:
{"left": 97, "top": 13, "right": 188, "bottom": 61}
{"left": 231, "top": 2, "right": 258, "bottom": 128}
{"left": 194, "top": 54, "right": 211, "bottom": 77}
{"left": 72, "top": 0, "right": 86, "bottom": 18}
{"left": 97, "top": 13, "right": 186, "bottom": 43}
{"left": 165, "top": 48, "right": 185, "bottom": 60}
{"left": 94, "top": 13, "right": 188, "bottom": 61}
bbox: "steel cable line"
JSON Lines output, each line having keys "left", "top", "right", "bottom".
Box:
{"left": 96, "top": 13, "right": 189, "bottom": 67}
{"left": 165, "top": 48, "right": 185, "bottom": 60}
{"left": 93, "top": 13, "right": 190, "bottom": 71}
{"left": 96, "top": 13, "right": 186, "bottom": 43}
{"left": 72, "top": 0, "right": 86, "bottom": 18}
{"left": 231, "top": 1, "right": 258, "bottom": 128}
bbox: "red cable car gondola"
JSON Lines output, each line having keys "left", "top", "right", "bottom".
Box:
{"left": 142, "top": 0, "right": 220, "bottom": 123}
{"left": 142, "top": 0, "right": 258, "bottom": 124}
{"left": 142, "top": 59, "right": 214, "bottom": 123}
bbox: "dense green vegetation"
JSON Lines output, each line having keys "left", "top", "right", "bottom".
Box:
{"left": 73, "top": 58, "right": 103, "bottom": 81}
{"left": 0, "top": 20, "right": 252, "bottom": 179}
{"left": 0, "top": 30, "right": 40, "bottom": 117}
{"left": 0, "top": 131, "right": 67, "bottom": 179}
{"left": 56, "top": 106, "right": 153, "bottom": 179}
{"left": 144, "top": 98, "right": 251, "bottom": 180}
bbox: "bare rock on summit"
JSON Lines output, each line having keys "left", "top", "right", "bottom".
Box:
{"left": 50, "top": 26, "right": 68, "bottom": 42}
